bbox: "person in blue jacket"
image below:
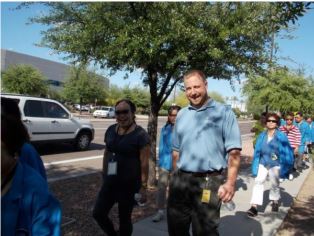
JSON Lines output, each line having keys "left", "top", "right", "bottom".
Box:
{"left": 1, "top": 97, "right": 47, "bottom": 180}
{"left": 1, "top": 103, "right": 61, "bottom": 236}
{"left": 247, "top": 113, "right": 294, "bottom": 218}
{"left": 305, "top": 116, "right": 313, "bottom": 154}
{"left": 294, "top": 112, "right": 311, "bottom": 166}
{"left": 152, "top": 105, "right": 181, "bottom": 222}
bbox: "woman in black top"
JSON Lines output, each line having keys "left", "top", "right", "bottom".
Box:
{"left": 93, "top": 99, "right": 150, "bottom": 236}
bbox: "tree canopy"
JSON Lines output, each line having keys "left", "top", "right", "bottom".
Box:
{"left": 62, "top": 65, "right": 108, "bottom": 104}
{"left": 242, "top": 67, "right": 314, "bottom": 114}
{"left": 1, "top": 64, "right": 48, "bottom": 96}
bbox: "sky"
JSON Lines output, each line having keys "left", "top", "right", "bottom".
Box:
{"left": 1, "top": 2, "right": 314, "bottom": 100}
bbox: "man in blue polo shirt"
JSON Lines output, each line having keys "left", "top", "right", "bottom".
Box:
{"left": 167, "top": 70, "right": 242, "bottom": 236}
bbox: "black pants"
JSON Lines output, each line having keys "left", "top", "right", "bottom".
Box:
{"left": 93, "top": 181, "right": 135, "bottom": 236}
{"left": 167, "top": 170, "right": 225, "bottom": 236}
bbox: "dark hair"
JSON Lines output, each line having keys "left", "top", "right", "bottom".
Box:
{"left": 285, "top": 112, "right": 294, "bottom": 118}
{"left": 265, "top": 112, "right": 280, "bottom": 126}
{"left": 1, "top": 97, "right": 22, "bottom": 119}
{"left": 295, "top": 112, "right": 303, "bottom": 117}
{"left": 115, "top": 99, "right": 136, "bottom": 113}
{"left": 168, "top": 105, "right": 181, "bottom": 115}
{"left": 1, "top": 112, "right": 30, "bottom": 157}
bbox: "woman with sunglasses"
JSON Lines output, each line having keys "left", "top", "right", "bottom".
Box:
{"left": 93, "top": 99, "right": 150, "bottom": 236}
{"left": 247, "top": 113, "right": 294, "bottom": 218}
{"left": 279, "top": 112, "right": 301, "bottom": 180}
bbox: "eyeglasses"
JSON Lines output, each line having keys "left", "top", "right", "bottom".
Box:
{"left": 115, "top": 109, "right": 130, "bottom": 115}
{"left": 266, "top": 119, "right": 277, "bottom": 123}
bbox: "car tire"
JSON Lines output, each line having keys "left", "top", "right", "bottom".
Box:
{"left": 75, "top": 131, "right": 91, "bottom": 151}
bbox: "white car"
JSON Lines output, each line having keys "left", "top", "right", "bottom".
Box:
{"left": 1, "top": 94, "right": 94, "bottom": 151}
{"left": 93, "top": 106, "right": 115, "bottom": 118}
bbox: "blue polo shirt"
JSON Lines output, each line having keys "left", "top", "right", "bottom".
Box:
{"left": 172, "top": 99, "right": 242, "bottom": 172}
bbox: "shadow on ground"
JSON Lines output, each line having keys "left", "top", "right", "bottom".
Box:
{"left": 35, "top": 142, "right": 105, "bottom": 155}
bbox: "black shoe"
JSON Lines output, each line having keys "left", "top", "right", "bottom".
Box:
{"left": 247, "top": 206, "right": 258, "bottom": 217}
{"left": 271, "top": 202, "right": 279, "bottom": 212}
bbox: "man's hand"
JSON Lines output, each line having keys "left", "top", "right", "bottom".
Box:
{"left": 218, "top": 182, "right": 235, "bottom": 202}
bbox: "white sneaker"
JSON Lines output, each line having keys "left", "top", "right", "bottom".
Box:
{"left": 289, "top": 174, "right": 294, "bottom": 181}
{"left": 279, "top": 178, "right": 284, "bottom": 183}
{"left": 152, "top": 211, "right": 164, "bottom": 222}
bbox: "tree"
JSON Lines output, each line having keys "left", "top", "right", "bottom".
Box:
{"left": 242, "top": 67, "right": 314, "bottom": 114}
{"left": 62, "top": 65, "right": 107, "bottom": 105}
{"left": 209, "top": 91, "right": 226, "bottom": 104}
{"left": 27, "top": 2, "right": 309, "bottom": 185}
{"left": 105, "top": 85, "right": 123, "bottom": 106}
{"left": 2, "top": 64, "right": 48, "bottom": 96}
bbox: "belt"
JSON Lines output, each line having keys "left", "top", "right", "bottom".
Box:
{"left": 178, "top": 169, "right": 223, "bottom": 177}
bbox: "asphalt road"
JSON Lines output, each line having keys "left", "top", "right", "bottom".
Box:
{"left": 37, "top": 117, "right": 254, "bottom": 181}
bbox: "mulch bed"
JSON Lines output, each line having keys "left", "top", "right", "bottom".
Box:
{"left": 49, "top": 173, "right": 158, "bottom": 236}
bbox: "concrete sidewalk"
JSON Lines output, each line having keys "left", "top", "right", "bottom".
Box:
{"left": 132, "top": 138, "right": 312, "bottom": 236}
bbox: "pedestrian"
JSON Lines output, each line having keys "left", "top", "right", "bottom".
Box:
{"left": 279, "top": 112, "right": 301, "bottom": 180}
{"left": 152, "top": 105, "right": 181, "bottom": 223}
{"left": 294, "top": 112, "right": 311, "bottom": 165}
{"left": 247, "top": 113, "right": 294, "bottom": 217}
{"left": 1, "top": 97, "right": 47, "bottom": 180}
{"left": 1, "top": 103, "right": 61, "bottom": 236}
{"left": 167, "top": 70, "right": 242, "bottom": 236}
{"left": 305, "top": 116, "right": 313, "bottom": 154}
{"left": 93, "top": 99, "right": 150, "bottom": 236}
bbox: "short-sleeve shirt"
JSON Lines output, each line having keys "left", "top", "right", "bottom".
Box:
{"left": 172, "top": 99, "right": 242, "bottom": 172}
{"left": 104, "top": 124, "right": 150, "bottom": 186}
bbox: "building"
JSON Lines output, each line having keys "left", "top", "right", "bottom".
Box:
{"left": 1, "top": 49, "right": 109, "bottom": 90}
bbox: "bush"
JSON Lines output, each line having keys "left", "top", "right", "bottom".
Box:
{"left": 158, "top": 109, "right": 168, "bottom": 116}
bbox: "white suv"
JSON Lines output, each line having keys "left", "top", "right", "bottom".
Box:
{"left": 1, "top": 94, "right": 94, "bottom": 151}
{"left": 93, "top": 106, "right": 115, "bottom": 118}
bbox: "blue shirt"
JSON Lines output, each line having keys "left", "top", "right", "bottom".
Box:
{"left": 251, "top": 130, "right": 294, "bottom": 179}
{"left": 20, "top": 143, "right": 47, "bottom": 180}
{"left": 295, "top": 120, "right": 311, "bottom": 154}
{"left": 158, "top": 123, "right": 174, "bottom": 171}
{"left": 259, "top": 134, "right": 280, "bottom": 168}
{"left": 172, "top": 99, "right": 242, "bottom": 172}
{"left": 1, "top": 162, "right": 61, "bottom": 236}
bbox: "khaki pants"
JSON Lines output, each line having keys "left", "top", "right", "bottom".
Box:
{"left": 156, "top": 168, "right": 171, "bottom": 209}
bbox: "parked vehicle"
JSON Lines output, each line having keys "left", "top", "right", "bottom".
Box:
{"left": 1, "top": 94, "right": 94, "bottom": 151}
{"left": 74, "top": 104, "right": 90, "bottom": 112}
{"left": 93, "top": 106, "right": 115, "bottom": 118}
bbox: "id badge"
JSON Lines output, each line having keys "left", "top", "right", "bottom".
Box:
{"left": 201, "top": 189, "right": 211, "bottom": 204}
{"left": 107, "top": 161, "right": 117, "bottom": 175}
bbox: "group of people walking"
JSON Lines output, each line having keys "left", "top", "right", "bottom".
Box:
{"left": 1, "top": 69, "right": 313, "bottom": 236}
{"left": 247, "top": 110, "right": 313, "bottom": 217}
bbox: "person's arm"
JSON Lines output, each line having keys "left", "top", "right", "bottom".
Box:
{"left": 140, "top": 144, "right": 150, "bottom": 186}
{"left": 218, "top": 149, "right": 241, "bottom": 202}
{"left": 172, "top": 150, "right": 179, "bottom": 171}
{"left": 139, "top": 144, "right": 150, "bottom": 201}
{"left": 102, "top": 149, "right": 108, "bottom": 175}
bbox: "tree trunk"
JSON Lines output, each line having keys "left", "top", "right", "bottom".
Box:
{"left": 147, "top": 106, "right": 158, "bottom": 187}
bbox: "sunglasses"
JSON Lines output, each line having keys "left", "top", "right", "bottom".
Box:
{"left": 115, "top": 109, "right": 130, "bottom": 115}
{"left": 266, "top": 119, "right": 277, "bottom": 123}
{"left": 286, "top": 118, "right": 293, "bottom": 121}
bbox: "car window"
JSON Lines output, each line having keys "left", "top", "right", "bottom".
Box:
{"left": 24, "top": 100, "right": 45, "bottom": 117}
{"left": 43, "top": 101, "right": 69, "bottom": 119}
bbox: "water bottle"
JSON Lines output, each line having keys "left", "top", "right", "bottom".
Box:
{"left": 134, "top": 193, "right": 145, "bottom": 207}
{"left": 223, "top": 200, "right": 236, "bottom": 211}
